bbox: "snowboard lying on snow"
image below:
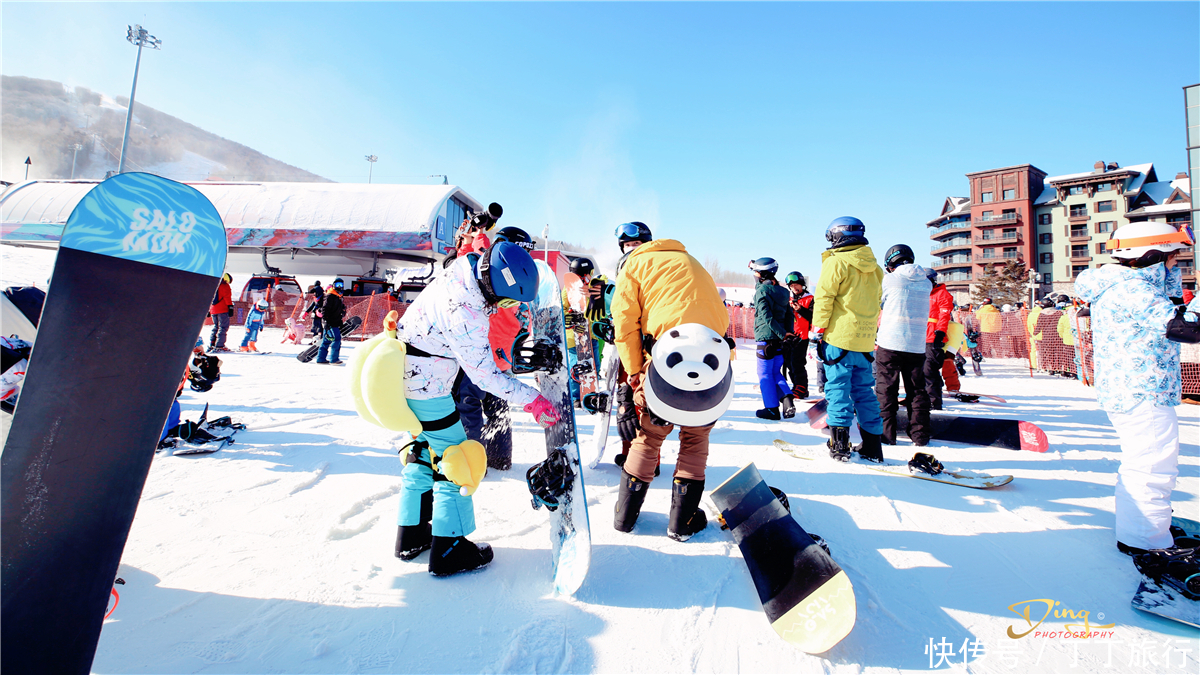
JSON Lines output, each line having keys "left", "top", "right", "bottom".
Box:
{"left": 710, "top": 462, "right": 856, "bottom": 654}
{"left": 774, "top": 439, "right": 1014, "bottom": 489}
{"left": 801, "top": 399, "right": 1048, "bottom": 452}
{"left": 1131, "top": 517, "right": 1200, "bottom": 628}
{"left": 1, "top": 173, "right": 227, "bottom": 674}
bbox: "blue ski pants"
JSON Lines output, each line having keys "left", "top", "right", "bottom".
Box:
{"left": 240, "top": 325, "right": 260, "bottom": 347}
{"left": 398, "top": 396, "right": 476, "bottom": 538}
{"left": 822, "top": 344, "right": 883, "bottom": 434}
{"left": 756, "top": 341, "right": 791, "bottom": 409}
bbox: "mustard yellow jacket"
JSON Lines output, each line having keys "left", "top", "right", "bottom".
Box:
{"left": 811, "top": 245, "right": 884, "bottom": 353}
{"left": 610, "top": 239, "right": 729, "bottom": 375}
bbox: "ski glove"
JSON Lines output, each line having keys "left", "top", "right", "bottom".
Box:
{"left": 615, "top": 383, "right": 640, "bottom": 442}
{"left": 525, "top": 395, "right": 560, "bottom": 429}
{"left": 932, "top": 330, "right": 947, "bottom": 352}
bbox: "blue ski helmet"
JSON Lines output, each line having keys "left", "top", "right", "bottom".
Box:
{"left": 926, "top": 267, "right": 939, "bottom": 283}
{"left": 615, "top": 222, "right": 652, "bottom": 252}
{"left": 826, "top": 216, "right": 868, "bottom": 249}
{"left": 748, "top": 257, "right": 779, "bottom": 275}
{"left": 478, "top": 241, "right": 538, "bottom": 304}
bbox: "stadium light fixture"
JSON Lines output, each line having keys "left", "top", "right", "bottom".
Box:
{"left": 117, "top": 25, "right": 161, "bottom": 174}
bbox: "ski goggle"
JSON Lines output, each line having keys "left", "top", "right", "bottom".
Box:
{"left": 615, "top": 222, "right": 643, "bottom": 239}
{"left": 497, "top": 298, "right": 521, "bottom": 308}
{"left": 1106, "top": 228, "right": 1194, "bottom": 251}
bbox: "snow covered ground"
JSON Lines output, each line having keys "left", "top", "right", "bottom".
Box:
{"left": 2, "top": 245, "right": 1199, "bottom": 674}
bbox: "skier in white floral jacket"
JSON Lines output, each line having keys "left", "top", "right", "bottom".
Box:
{"left": 1075, "top": 221, "right": 1199, "bottom": 555}
{"left": 394, "top": 241, "right": 560, "bottom": 576}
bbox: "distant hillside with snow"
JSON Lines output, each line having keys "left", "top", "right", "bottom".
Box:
{"left": 1, "top": 75, "right": 328, "bottom": 184}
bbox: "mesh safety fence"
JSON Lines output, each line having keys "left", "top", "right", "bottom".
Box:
{"left": 725, "top": 305, "right": 1200, "bottom": 395}
{"left": 225, "top": 292, "right": 409, "bottom": 341}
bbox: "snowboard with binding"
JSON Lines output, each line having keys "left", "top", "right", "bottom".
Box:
{"left": 584, "top": 324, "right": 621, "bottom": 469}
{"left": 774, "top": 439, "right": 1014, "bottom": 489}
{"left": 527, "top": 260, "right": 591, "bottom": 596}
{"left": 564, "top": 273, "right": 599, "bottom": 407}
{"left": 1, "top": 173, "right": 227, "bottom": 675}
{"left": 1131, "top": 519, "right": 1200, "bottom": 627}
{"left": 710, "top": 462, "right": 856, "bottom": 653}
{"left": 296, "top": 315, "right": 363, "bottom": 362}
{"left": 802, "top": 398, "right": 1047, "bottom": 452}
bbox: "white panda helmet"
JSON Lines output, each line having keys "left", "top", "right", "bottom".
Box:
{"left": 643, "top": 323, "right": 734, "bottom": 427}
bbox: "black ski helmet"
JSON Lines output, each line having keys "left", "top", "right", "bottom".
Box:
{"left": 884, "top": 244, "right": 915, "bottom": 272}
{"left": 926, "top": 268, "right": 938, "bottom": 283}
{"left": 784, "top": 271, "right": 804, "bottom": 286}
{"left": 493, "top": 226, "right": 536, "bottom": 250}
{"left": 615, "top": 222, "right": 652, "bottom": 252}
{"left": 333, "top": 277, "right": 345, "bottom": 290}
{"left": 825, "top": 216, "right": 868, "bottom": 250}
{"left": 569, "top": 257, "right": 595, "bottom": 278}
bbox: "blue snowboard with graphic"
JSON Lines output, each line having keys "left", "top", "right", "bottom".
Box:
{"left": 1, "top": 173, "right": 228, "bottom": 674}
{"left": 531, "top": 260, "right": 591, "bottom": 595}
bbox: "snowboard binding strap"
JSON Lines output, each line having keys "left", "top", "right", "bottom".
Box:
{"left": 582, "top": 392, "right": 609, "bottom": 415}
{"left": 526, "top": 448, "right": 575, "bottom": 512}
{"left": 591, "top": 318, "right": 615, "bottom": 345}
{"left": 908, "top": 452, "right": 944, "bottom": 476}
{"left": 511, "top": 341, "right": 562, "bottom": 375}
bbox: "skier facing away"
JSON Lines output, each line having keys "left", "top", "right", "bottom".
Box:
{"left": 610, "top": 229, "right": 730, "bottom": 541}
{"left": 1075, "top": 222, "right": 1199, "bottom": 556}
{"left": 874, "top": 244, "right": 931, "bottom": 447}
{"left": 395, "top": 241, "right": 560, "bottom": 576}
{"left": 750, "top": 257, "right": 795, "bottom": 420}
{"left": 811, "top": 216, "right": 885, "bottom": 462}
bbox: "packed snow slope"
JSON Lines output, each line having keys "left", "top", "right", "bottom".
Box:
{"left": 2, "top": 245, "right": 1198, "bottom": 675}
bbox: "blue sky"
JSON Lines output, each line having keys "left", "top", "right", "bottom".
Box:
{"left": 4, "top": 2, "right": 1198, "bottom": 279}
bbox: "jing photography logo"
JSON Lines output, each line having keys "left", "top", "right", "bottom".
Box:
{"left": 1006, "top": 598, "right": 1117, "bottom": 639}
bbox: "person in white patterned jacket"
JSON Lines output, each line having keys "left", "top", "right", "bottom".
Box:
{"left": 1075, "top": 221, "right": 1199, "bottom": 557}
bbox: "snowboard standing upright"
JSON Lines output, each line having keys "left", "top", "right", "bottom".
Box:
{"left": 710, "top": 462, "right": 856, "bottom": 653}
{"left": 563, "top": 272, "right": 599, "bottom": 406}
{"left": 1, "top": 173, "right": 228, "bottom": 675}
{"left": 530, "top": 261, "right": 592, "bottom": 595}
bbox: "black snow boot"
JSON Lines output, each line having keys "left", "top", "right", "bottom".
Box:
{"left": 756, "top": 407, "right": 781, "bottom": 421}
{"left": 668, "top": 477, "right": 708, "bottom": 542}
{"left": 614, "top": 470, "right": 650, "bottom": 533}
{"left": 395, "top": 490, "right": 434, "bottom": 560}
{"left": 428, "top": 536, "right": 494, "bottom": 577}
{"left": 855, "top": 426, "right": 884, "bottom": 463}
{"left": 828, "top": 426, "right": 852, "bottom": 462}
{"left": 781, "top": 395, "right": 796, "bottom": 419}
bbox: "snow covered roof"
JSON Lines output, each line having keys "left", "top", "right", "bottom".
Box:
{"left": 925, "top": 197, "right": 970, "bottom": 226}
{"left": 1034, "top": 187, "right": 1058, "bottom": 206}
{"left": 1, "top": 180, "right": 483, "bottom": 252}
{"left": 1121, "top": 163, "right": 1155, "bottom": 194}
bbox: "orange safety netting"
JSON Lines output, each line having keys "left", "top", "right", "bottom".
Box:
{"left": 228, "top": 292, "right": 409, "bottom": 341}
{"left": 725, "top": 305, "right": 1200, "bottom": 395}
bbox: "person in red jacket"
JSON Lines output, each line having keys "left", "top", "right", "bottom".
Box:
{"left": 924, "top": 269, "right": 954, "bottom": 409}
{"left": 783, "top": 271, "right": 814, "bottom": 398}
{"left": 208, "top": 273, "right": 233, "bottom": 352}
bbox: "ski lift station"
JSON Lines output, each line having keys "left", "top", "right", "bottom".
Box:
{"left": 0, "top": 179, "right": 487, "bottom": 278}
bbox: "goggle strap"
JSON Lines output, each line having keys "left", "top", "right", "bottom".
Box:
{"left": 1106, "top": 231, "right": 1193, "bottom": 251}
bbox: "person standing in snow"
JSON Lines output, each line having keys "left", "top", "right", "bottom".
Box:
{"left": 302, "top": 281, "right": 324, "bottom": 343}
{"left": 874, "top": 244, "right": 931, "bottom": 448}
{"left": 612, "top": 221, "right": 655, "bottom": 469}
{"left": 395, "top": 241, "right": 560, "bottom": 576}
{"left": 315, "top": 279, "right": 346, "bottom": 365}
{"left": 1075, "top": 222, "right": 1199, "bottom": 556}
{"left": 610, "top": 231, "right": 730, "bottom": 541}
{"left": 811, "top": 216, "right": 885, "bottom": 462}
{"left": 239, "top": 299, "right": 268, "bottom": 352}
{"left": 209, "top": 273, "right": 234, "bottom": 352}
{"left": 783, "top": 271, "right": 814, "bottom": 399}
{"left": 924, "top": 269, "right": 954, "bottom": 410}
{"left": 751, "top": 257, "right": 795, "bottom": 420}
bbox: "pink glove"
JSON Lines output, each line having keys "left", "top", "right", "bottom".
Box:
{"left": 525, "top": 395, "right": 560, "bottom": 429}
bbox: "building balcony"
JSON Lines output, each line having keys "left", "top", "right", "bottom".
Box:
{"left": 929, "top": 221, "right": 973, "bottom": 238}
{"left": 1070, "top": 254, "right": 1092, "bottom": 263}
{"left": 940, "top": 273, "right": 972, "bottom": 283}
{"left": 931, "top": 239, "right": 972, "bottom": 253}
{"left": 933, "top": 258, "right": 973, "bottom": 271}
{"left": 972, "top": 213, "right": 1019, "bottom": 225}
{"left": 974, "top": 254, "right": 1024, "bottom": 264}
{"left": 973, "top": 232, "right": 1023, "bottom": 244}
{"left": 1068, "top": 233, "right": 1091, "bottom": 243}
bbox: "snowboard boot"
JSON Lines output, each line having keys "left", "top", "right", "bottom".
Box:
{"left": 667, "top": 477, "right": 708, "bottom": 542}
{"left": 1171, "top": 525, "right": 1200, "bottom": 550}
{"left": 1132, "top": 548, "right": 1200, "bottom": 599}
{"left": 854, "top": 426, "right": 884, "bottom": 463}
{"left": 249, "top": 341, "right": 258, "bottom": 352}
{"left": 238, "top": 345, "right": 251, "bottom": 352}
{"left": 908, "top": 452, "right": 944, "bottom": 476}
{"left": 428, "top": 536, "right": 494, "bottom": 577}
{"left": 791, "top": 384, "right": 809, "bottom": 399}
{"left": 395, "top": 490, "right": 434, "bottom": 560}
{"left": 781, "top": 395, "right": 796, "bottom": 419}
{"left": 614, "top": 470, "right": 650, "bottom": 533}
{"left": 755, "top": 407, "right": 781, "bottom": 421}
{"left": 827, "top": 426, "right": 852, "bottom": 462}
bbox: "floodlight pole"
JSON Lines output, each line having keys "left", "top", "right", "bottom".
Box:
{"left": 70, "top": 144, "right": 83, "bottom": 179}
{"left": 118, "top": 25, "right": 161, "bottom": 174}
{"left": 366, "top": 155, "right": 378, "bottom": 183}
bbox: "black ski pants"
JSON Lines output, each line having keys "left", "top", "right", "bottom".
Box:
{"left": 924, "top": 343, "right": 947, "bottom": 409}
{"left": 453, "top": 372, "right": 513, "bottom": 470}
{"left": 782, "top": 337, "right": 809, "bottom": 396}
{"left": 875, "top": 347, "right": 930, "bottom": 446}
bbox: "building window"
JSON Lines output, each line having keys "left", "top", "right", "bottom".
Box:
{"left": 1038, "top": 213, "right": 1052, "bottom": 225}
{"left": 1072, "top": 265, "right": 1089, "bottom": 277}
{"left": 1096, "top": 200, "right": 1115, "bottom": 213}
{"left": 1003, "top": 247, "right": 1018, "bottom": 259}
{"left": 1070, "top": 204, "right": 1087, "bottom": 217}
{"left": 1040, "top": 233, "right": 1053, "bottom": 245}
{"left": 981, "top": 249, "right": 995, "bottom": 259}
{"left": 981, "top": 210, "right": 993, "bottom": 221}
{"left": 1070, "top": 225, "right": 1088, "bottom": 238}
{"left": 1002, "top": 189, "right": 1016, "bottom": 200}
{"left": 1041, "top": 253, "right": 1053, "bottom": 264}
{"left": 1096, "top": 242, "right": 1108, "bottom": 254}
{"left": 1167, "top": 213, "right": 1191, "bottom": 225}
{"left": 1071, "top": 244, "right": 1088, "bottom": 258}
{"left": 981, "top": 191, "right": 994, "bottom": 203}
{"left": 1096, "top": 221, "right": 1114, "bottom": 234}
{"left": 1096, "top": 182, "right": 1112, "bottom": 192}
{"left": 1069, "top": 186, "right": 1084, "bottom": 196}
